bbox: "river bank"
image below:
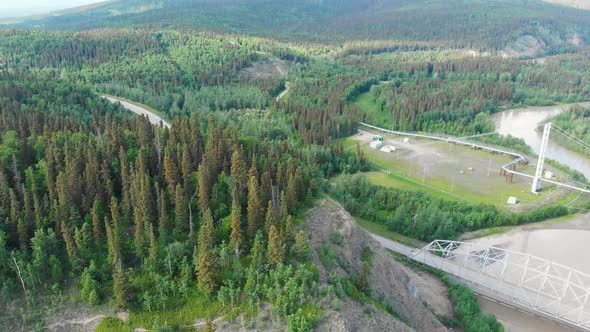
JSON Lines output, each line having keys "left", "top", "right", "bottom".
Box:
{"left": 492, "top": 102, "right": 590, "bottom": 179}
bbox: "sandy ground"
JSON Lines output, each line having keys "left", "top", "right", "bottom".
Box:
{"left": 305, "top": 199, "right": 454, "bottom": 331}
{"left": 478, "top": 297, "right": 573, "bottom": 332}
{"left": 2, "top": 300, "right": 113, "bottom": 332}
{"left": 239, "top": 57, "right": 288, "bottom": 80}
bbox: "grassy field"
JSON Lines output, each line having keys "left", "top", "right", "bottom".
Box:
{"left": 354, "top": 91, "right": 391, "bottom": 125}
{"left": 364, "top": 171, "right": 470, "bottom": 202}
{"left": 95, "top": 295, "right": 223, "bottom": 331}
{"left": 348, "top": 128, "right": 572, "bottom": 210}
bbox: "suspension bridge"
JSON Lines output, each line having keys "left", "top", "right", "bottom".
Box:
{"left": 360, "top": 121, "right": 590, "bottom": 195}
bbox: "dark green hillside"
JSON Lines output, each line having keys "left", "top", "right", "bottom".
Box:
{"left": 9, "top": 0, "right": 590, "bottom": 51}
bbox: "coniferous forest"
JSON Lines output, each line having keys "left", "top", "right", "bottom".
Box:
{"left": 1, "top": 0, "right": 590, "bottom": 331}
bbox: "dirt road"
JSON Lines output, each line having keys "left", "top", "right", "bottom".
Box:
{"left": 275, "top": 82, "right": 291, "bottom": 102}
{"left": 103, "top": 96, "right": 170, "bottom": 128}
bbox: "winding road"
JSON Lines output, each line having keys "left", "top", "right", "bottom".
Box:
{"left": 275, "top": 82, "right": 291, "bottom": 102}
{"left": 103, "top": 96, "right": 170, "bottom": 128}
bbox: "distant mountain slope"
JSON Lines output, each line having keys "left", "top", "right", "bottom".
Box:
{"left": 543, "top": 0, "right": 590, "bottom": 10}
{"left": 7, "top": 0, "right": 590, "bottom": 52}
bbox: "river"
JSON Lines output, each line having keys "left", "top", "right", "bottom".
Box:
{"left": 492, "top": 103, "right": 590, "bottom": 179}
{"left": 475, "top": 103, "right": 590, "bottom": 331}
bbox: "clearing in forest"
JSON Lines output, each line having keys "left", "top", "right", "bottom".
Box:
{"left": 347, "top": 130, "right": 573, "bottom": 210}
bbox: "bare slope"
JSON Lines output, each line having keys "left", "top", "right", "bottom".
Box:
{"left": 304, "top": 199, "right": 453, "bottom": 331}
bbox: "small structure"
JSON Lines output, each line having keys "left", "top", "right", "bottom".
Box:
{"left": 544, "top": 171, "right": 554, "bottom": 179}
{"left": 467, "top": 167, "right": 474, "bottom": 171}
{"left": 403, "top": 137, "right": 410, "bottom": 144}
{"left": 370, "top": 140, "right": 383, "bottom": 149}
{"left": 380, "top": 145, "right": 396, "bottom": 153}
{"left": 507, "top": 196, "right": 519, "bottom": 205}
{"left": 373, "top": 135, "right": 384, "bottom": 142}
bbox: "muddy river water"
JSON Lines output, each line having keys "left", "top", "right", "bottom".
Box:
{"left": 471, "top": 104, "right": 590, "bottom": 331}
{"left": 492, "top": 103, "right": 590, "bottom": 179}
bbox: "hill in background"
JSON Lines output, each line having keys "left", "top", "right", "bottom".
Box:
{"left": 543, "top": 0, "right": 590, "bottom": 10}
{"left": 5, "top": 0, "right": 590, "bottom": 53}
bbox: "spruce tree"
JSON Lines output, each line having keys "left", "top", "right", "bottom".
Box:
{"left": 247, "top": 175, "right": 262, "bottom": 239}
{"left": 250, "top": 231, "right": 265, "bottom": 271}
{"left": 266, "top": 224, "right": 284, "bottom": 266}
{"left": 158, "top": 189, "right": 169, "bottom": 237}
{"left": 264, "top": 200, "right": 276, "bottom": 234}
{"left": 229, "top": 190, "right": 243, "bottom": 256}
{"left": 197, "top": 209, "right": 219, "bottom": 296}
{"left": 286, "top": 174, "right": 297, "bottom": 214}
{"left": 230, "top": 148, "right": 247, "bottom": 195}
{"left": 197, "top": 161, "right": 211, "bottom": 213}
{"left": 285, "top": 215, "right": 295, "bottom": 246}
{"left": 164, "top": 150, "right": 178, "bottom": 195}
{"left": 133, "top": 207, "right": 145, "bottom": 258}
{"left": 175, "top": 184, "right": 188, "bottom": 233}
{"left": 111, "top": 261, "right": 127, "bottom": 310}
{"left": 148, "top": 223, "right": 157, "bottom": 264}
{"left": 81, "top": 260, "right": 100, "bottom": 305}
{"left": 181, "top": 144, "right": 193, "bottom": 186}
{"left": 91, "top": 199, "right": 103, "bottom": 244}
{"left": 294, "top": 231, "right": 309, "bottom": 261}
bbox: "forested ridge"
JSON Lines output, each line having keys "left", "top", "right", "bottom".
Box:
{"left": 0, "top": 66, "right": 370, "bottom": 329}
{"left": 1, "top": 2, "right": 590, "bottom": 327}
{"left": 349, "top": 50, "right": 590, "bottom": 134}
{"left": 9, "top": 0, "right": 590, "bottom": 52}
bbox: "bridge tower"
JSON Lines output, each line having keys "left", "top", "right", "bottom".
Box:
{"left": 532, "top": 123, "right": 551, "bottom": 194}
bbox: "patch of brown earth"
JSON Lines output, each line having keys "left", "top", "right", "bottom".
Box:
{"left": 304, "top": 199, "right": 453, "bottom": 331}
{"left": 44, "top": 305, "right": 112, "bottom": 332}
{"left": 240, "top": 57, "right": 288, "bottom": 80}
{"left": 502, "top": 35, "right": 547, "bottom": 58}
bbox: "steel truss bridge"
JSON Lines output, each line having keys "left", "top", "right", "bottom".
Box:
{"left": 414, "top": 240, "right": 590, "bottom": 330}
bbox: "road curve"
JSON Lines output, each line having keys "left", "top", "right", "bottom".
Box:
{"left": 275, "top": 82, "right": 291, "bottom": 102}
{"left": 103, "top": 96, "right": 170, "bottom": 128}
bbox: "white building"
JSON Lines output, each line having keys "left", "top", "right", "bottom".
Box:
{"left": 403, "top": 138, "right": 410, "bottom": 144}
{"left": 507, "top": 196, "right": 519, "bottom": 205}
{"left": 380, "top": 145, "right": 396, "bottom": 153}
{"left": 544, "top": 171, "right": 554, "bottom": 179}
{"left": 370, "top": 141, "right": 383, "bottom": 149}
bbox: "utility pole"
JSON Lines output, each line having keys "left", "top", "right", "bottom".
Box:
{"left": 532, "top": 123, "right": 551, "bottom": 194}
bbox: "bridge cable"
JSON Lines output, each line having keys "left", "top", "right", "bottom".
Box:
{"left": 551, "top": 125, "right": 590, "bottom": 152}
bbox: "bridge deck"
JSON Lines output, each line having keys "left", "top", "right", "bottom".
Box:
{"left": 371, "top": 234, "right": 590, "bottom": 331}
